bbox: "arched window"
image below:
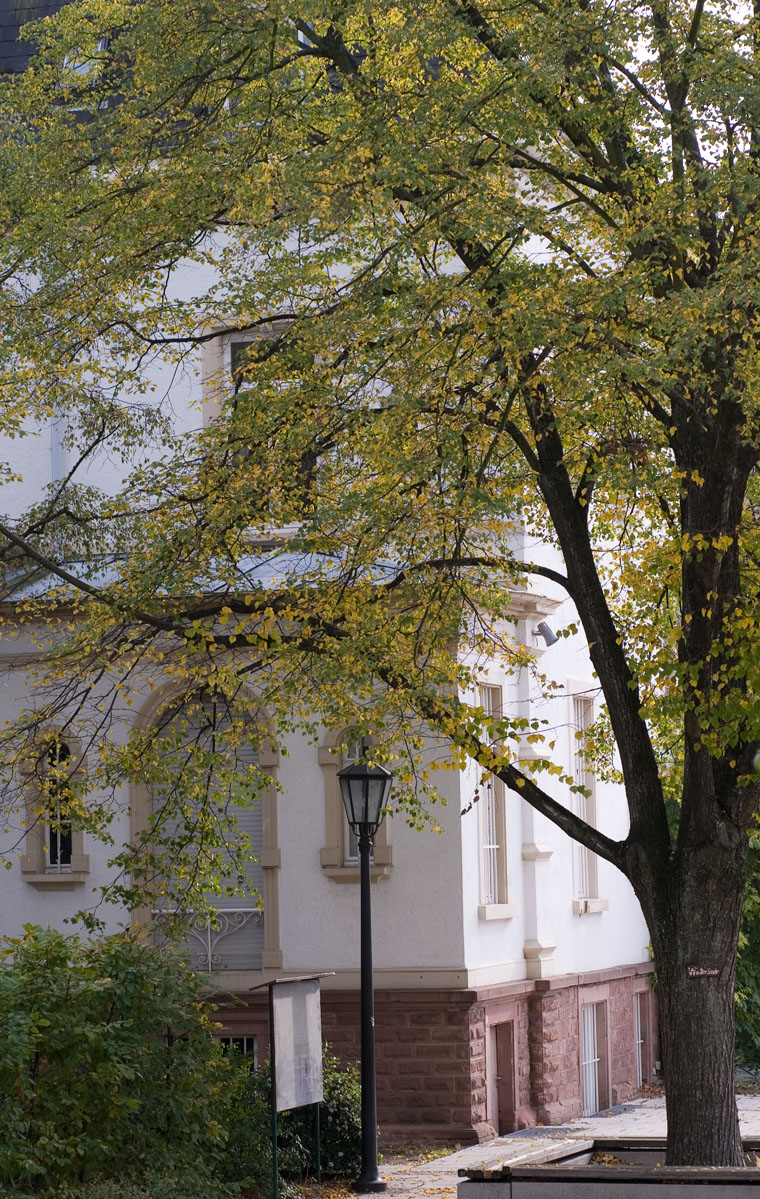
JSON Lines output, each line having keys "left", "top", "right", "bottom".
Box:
{"left": 130, "top": 691, "right": 282, "bottom": 973}
{"left": 22, "top": 734, "right": 89, "bottom": 888}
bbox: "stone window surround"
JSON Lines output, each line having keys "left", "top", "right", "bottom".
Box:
{"left": 129, "top": 686, "right": 283, "bottom": 970}
{"left": 21, "top": 731, "right": 90, "bottom": 889}
{"left": 318, "top": 727, "right": 392, "bottom": 883}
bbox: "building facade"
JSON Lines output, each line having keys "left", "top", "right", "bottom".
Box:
{"left": 0, "top": 570, "right": 657, "bottom": 1142}
{"left": 0, "top": 1, "right": 656, "bottom": 1140}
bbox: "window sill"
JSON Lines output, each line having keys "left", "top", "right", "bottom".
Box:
{"left": 23, "top": 872, "right": 89, "bottom": 889}
{"left": 573, "top": 897, "right": 609, "bottom": 916}
{"left": 322, "top": 865, "right": 392, "bottom": 884}
{"left": 478, "top": 903, "right": 519, "bottom": 921}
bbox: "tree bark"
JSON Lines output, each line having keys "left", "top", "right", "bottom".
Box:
{"left": 636, "top": 829, "right": 748, "bottom": 1166}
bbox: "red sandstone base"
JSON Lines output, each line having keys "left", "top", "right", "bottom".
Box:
{"left": 216, "top": 961, "right": 657, "bottom": 1146}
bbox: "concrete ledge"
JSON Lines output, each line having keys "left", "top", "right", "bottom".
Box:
{"left": 460, "top": 1175, "right": 760, "bottom": 1198}
{"left": 458, "top": 1139, "right": 760, "bottom": 1198}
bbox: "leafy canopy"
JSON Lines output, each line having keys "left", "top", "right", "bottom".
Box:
{"left": 0, "top": 0, "right": 759, "bottom": 911}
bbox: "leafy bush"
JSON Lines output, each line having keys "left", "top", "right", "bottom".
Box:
{"left": 736, "top": 834, "right": 760, "bottom": 1067}
{"left": 0, "top": 926, "right": 232, "bottom": 1198}
{"left": 221, "top": 1047, "right": 362, "bottom": 1190}
{"left": 288, "top": 1048, "right": 363, "bottom": 1177}
{"left": 0, "top": 926, "right": 362, "bottom": 1198}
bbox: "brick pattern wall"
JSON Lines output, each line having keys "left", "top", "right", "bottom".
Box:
{"left": 213, "top": 966, "right": 657, "bottom": 1145}
{"left": 321, "top": 991, "right": 487, "bottom": 1144}
{"left": 528, "top": 985, "right": 580, "bottom": 1124}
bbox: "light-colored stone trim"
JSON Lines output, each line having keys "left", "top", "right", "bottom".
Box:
{"left": 466, "top": 961, "right": 529, "bottom": 988}
{"left": 507, "top": 590, "right": 564, "bottom": 620}
{"left": 21, "top": 731, "right": 90, "bottom": 889}
{"left": 523, "top": 939, "right": 557, "bottom": 979}
{"left": 318, "top": 729, "right": 392, "bottom": 883}
{"left": 573, "top": 896, "right": 609, "bottom": 916}
{"left": 211, "top": 964, "right": 528, "bottom": 992}
{"left": 521, "top": 842, "right": 553, "bottom": 861}
{"left": 478, "top": 903, "right": 519, "bottom": 921}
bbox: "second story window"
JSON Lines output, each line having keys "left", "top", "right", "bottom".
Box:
{"left": 572, "top": 694, "right": 599, "bottom": 905}
{"left": 230, "top": 339, "right": 255, "bottom": 387}
{"left": 343, "top": 736, "right": 373, "bottom": 866}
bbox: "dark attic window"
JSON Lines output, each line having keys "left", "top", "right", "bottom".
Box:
{"left": 230, "top": 339, "right": 255, "bottom": 387}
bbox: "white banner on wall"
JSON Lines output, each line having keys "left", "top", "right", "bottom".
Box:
{"left": 271, "top": 978, "right": 324, "bottom": 1112}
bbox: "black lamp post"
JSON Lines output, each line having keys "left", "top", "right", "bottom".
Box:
{"left": 338, "top": 759, "right": 393, "bottom": 1194}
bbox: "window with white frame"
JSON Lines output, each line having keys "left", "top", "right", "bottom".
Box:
{"left": 478, "top": 686, "right": 510, "bottom": 914}
{"left": 580, "top": 1000, "right": 608, "bottom": 1115}
{"left": 151, "top": 704, "right": 266, "bottom": 972}
{"left": 634, "top": 990, "right": 649, "bottom": 1088}
{"left": 572, "top": 694, "right": 599, "bottom": 906}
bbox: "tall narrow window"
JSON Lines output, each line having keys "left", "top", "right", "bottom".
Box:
{"left": 318, "top": 728, "right": 393, "bottom": 883}
{"left": 45, "top": 742, "right": 73, "bottom": 874}
{"left": 572, "top": 695, "right": 598, "bottom": 904}
{"left": 634, "top": 991, "right": 649, "bottom": 1088}
{"left": 230, "top": 339, "right": 255, "bottom": 386}
{"left": 21, "top": 736, "right": 89, "bottom": 888}
{"left": 151, "top": 706, "right": 266, "bottom": 972}
{"left": 478, "top": 686, "right": 510, "bottom": 913}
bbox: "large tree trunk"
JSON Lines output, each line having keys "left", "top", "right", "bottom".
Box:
{"left": 639, "top": 833, "right": 748, "bottom": 1166}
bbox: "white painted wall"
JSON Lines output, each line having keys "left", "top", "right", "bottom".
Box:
{"left": 0, "top": 250, "right": 650, "bottom": 985}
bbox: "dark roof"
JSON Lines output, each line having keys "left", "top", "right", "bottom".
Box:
{"left": 0, "top": 1, "right": 68, "bottom": 74}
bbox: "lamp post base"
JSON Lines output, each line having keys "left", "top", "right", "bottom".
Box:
{"left": 353, "top": 1180, "right": 387, "bottom": 1193}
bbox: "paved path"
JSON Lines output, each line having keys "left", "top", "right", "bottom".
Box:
{"left": 377, "top": 1094, "right": 760, "bottom": 1198}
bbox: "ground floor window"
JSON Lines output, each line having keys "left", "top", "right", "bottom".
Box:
{"left": 634, "top": 990, "right": 650, "bottom": 1088}
{"left": 218, "top": 1034, "right": 258, "bottom": 1067}
{"left": 580, "top": 1000, "right": 609, "bottom": 1116}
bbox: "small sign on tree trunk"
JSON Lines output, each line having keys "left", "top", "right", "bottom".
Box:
{"left": 687, "top": 964, "right": 720, "bottom": 979}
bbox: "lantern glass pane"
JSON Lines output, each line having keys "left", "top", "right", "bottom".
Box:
{"left": 366, "top": 776, "right": 386, "bottom": 824}
{"left": 348, "top": 776, "right": 367, "bottom": 825}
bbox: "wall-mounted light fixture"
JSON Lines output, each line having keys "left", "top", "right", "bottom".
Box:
{"left": 534, "top": 621, "right": 559, "bottom": 647}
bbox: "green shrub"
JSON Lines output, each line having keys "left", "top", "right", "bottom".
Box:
{"left": 220, "top": 1046, "right": 362, "bottom": 1190}
{"left": 288, "top": 1048, "right": 363, "bottom": 1177}
{"left": 0, "top": 926, "right": 232, "bottom": 1198}
{"left": 0, "top": 926, "right": 362, "bottom": 1198}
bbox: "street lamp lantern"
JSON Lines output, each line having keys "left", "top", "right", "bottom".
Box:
{"left": 339, "top": 760, "right": 393, "bottom": 836}
{"left": 338, "top": 758, "right": 392, "bottom": 1194}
